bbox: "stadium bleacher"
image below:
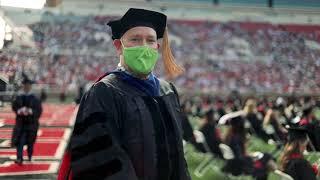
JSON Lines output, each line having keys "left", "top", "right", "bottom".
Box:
{"left": 2, "top": 17, "right": 320, "bottom": 94}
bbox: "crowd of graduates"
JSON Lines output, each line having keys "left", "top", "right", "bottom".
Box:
{"left": 180, "top": 93, "right": 320, "bottom": 179}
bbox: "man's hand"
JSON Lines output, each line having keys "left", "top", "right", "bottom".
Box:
{"left": 17, "top": 107, "right": 27, "bottom": 115}
{"left": 27, "top": 108, "right": 33, "bottom": 115}
{"left": 17, "top": 107, "right": 33, "bottom": 116}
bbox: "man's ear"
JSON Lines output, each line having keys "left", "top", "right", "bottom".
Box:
{"left": 157, "top": 42, "right": 160, "bottom": 50}
{"left": 113, "top": 39, "right": 122, "bottom": 55}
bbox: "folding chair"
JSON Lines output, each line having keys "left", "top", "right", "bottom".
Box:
{"left": 182, "top": 140, "right": 192, "bottom": 157}
{"left": 193, "top": 130, "right": 225, "bottom": 178}
{"left": 263, "top": 124, "right": 285, "bottom": 150}
{"left": 271, "top": 170, "right": 294, "bottom": 180}
{"left": 219, "top": 143, "right": 234, "bottom": 160}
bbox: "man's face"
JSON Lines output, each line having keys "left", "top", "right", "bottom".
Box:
{"left": 122, "top": 26, "right": 158, "bottom": 49}
{"left": 23, "top": 83, "right": 32, "bottom": 93}
{"left": 113, "top": 26, "right": 160, "bottom": 77}
{"left": 114, "top": 26, "right": 159, "bottom": 56}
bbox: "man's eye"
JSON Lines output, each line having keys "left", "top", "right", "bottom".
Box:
{"left": 148, "top": 39, "right": 156, "bottom": 43}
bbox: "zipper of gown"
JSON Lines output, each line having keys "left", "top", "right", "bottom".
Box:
{"left": 152, "top": 98, "right": 158, "bottom": 104}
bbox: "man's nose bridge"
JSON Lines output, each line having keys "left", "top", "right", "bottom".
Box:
{"left": 142, "top": 39, "right": 147, "bottom": 46}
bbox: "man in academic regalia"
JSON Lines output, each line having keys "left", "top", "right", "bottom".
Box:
{"left": 58, "top": 8, "right": 191, "bottom": 180}
{"left": 11, "top": 77, "right": 42, "bottom": 165}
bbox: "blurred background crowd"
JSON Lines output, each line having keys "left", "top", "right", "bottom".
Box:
{"left": 1, "top": 15, "right": 320, "bottom": 95}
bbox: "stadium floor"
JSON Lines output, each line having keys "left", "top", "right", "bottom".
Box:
{"left": 0, "top": 103, "right": 77, "bottom": 179}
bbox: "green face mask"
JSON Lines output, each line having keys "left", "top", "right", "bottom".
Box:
{"left": 122, "top": 42, "right": 159, "bottom": 75}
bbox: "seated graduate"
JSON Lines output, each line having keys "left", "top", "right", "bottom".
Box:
{"left": 279, "top": 126, "right": 319, "bottom": 180}
{"left": 199, "top": 109, "right": 223, "bottom": 158}
{"left": 299, "top": 105, "right": 320, "bottom": 151}
{"left": 263, "top": 104, "right": 288, "bottom": 142}
{"left": 243, "top": 99, "right": 270, "bottom": 142}
{"left": 220, "top": 111, "right": 276, "bottom": 179}
{"left": 180, "top": 102, "right": 206, "bottom": 153}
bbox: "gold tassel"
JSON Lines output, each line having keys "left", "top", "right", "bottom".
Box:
{"left": 162, "top": 28, "right": 184, "bottom": 79}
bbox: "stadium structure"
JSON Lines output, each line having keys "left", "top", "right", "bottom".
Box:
{"left": 0, "top": 0, "right": 319, "bottom": 179}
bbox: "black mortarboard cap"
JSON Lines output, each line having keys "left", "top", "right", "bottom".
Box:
{"left": 107, "top": 8, "right": 167, "bottom": 40}
{"left": 287, "top": 126, "right": 308, "bottom": 142}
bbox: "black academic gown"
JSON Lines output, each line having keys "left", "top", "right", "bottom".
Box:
{"left": 199, "top": 123, "right": 223, "bottom": 158}
{"left": 284, "top": 157, "right": 317, "bottom": 180}
{"left": 11, "top": 93, "right": 42, "bottom": 146}
{"left": 180, "top": 113, "right": 206, "bottom": 153}
{"left": 246, "top": 113, "right": 269, "bottom": 142}
{"left": 69, "top": 74, "right": 191, "bottom": 180}
{"left": 301, "top": 120, "right": 320, "bottom": 151}
{"left": 222, "top": 116, "right": 254, "bottom": 176}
